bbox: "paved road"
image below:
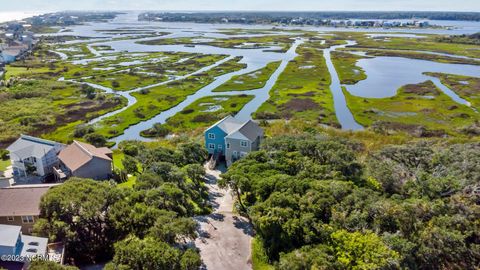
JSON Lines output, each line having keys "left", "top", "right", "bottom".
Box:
{"left": 195, "top": 165, "right": 253, "bottom": 270}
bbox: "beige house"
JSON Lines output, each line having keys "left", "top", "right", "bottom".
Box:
{"left": 57, "top": 141, "right": 113, "bottom": 180}
{"left": 0, "top": 186, "right": 52, "bottom": 234}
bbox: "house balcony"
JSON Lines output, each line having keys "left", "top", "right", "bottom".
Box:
{"left": 53, "top": 167, "right": 69, "bottom": 182}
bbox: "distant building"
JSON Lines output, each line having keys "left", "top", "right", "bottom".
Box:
{"left": 0, "top": 186, "right": 52, "bottom": 234}
{"left": 204, "top": 116, "right": 263, "bottom": 167}
{"left": 57, "top": 141, "right": 113, "bottom": 180}
{"left": 6, "top": 135, "right": 65, "bottom": 179}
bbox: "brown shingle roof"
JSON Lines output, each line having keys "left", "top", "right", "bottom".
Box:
{"left": 0, "top": 186, "right": 50, "bottom": 216}
{"left": 58, "top": 141, "right": 112, "bottom": 172}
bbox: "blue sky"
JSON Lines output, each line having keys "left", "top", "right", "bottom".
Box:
{"left": 3, "top": 0, "right": 479, "bottom": 12}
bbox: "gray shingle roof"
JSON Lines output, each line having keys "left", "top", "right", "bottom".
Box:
{"left": 207, "top": 116, "right": 244, "bottom": 134}
{"left": 226, "top": 120, "right": 263, "bottom": 141}
{"left": 6, "top": 135, "right": 64, "bottom": 158}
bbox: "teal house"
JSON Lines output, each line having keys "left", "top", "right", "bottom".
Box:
{"left": 204, "top": 116, "right": 263, "bottom": 166}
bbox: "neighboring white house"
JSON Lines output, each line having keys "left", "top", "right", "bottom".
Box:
{"left": 6, "top": 135, "right": 65, "bottom": 178}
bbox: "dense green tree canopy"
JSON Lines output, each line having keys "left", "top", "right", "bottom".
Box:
{"left": 34, "top": 142, "right": 209, "bottom": 268}
{"left": 104, "top": 236, "right": 201, "bottom": 270}
{"left": 222, "top": 135, "right": 480, "bottom": 269}
{"left": 28, "top": 260, "right": 79, "bottom": 270}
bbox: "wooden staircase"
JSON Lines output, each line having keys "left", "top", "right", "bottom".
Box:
{"left": 208, "top": 152, "right": 221, "bottom": 170}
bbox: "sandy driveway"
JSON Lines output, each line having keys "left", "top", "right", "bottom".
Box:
{"left": 194, "top": 165, "right": 253, "bottom": 270}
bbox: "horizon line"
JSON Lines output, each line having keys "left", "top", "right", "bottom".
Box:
{"left": 4, "top": 10, "right": 480, "bottom": 13}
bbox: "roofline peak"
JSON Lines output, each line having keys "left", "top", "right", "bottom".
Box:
{"left": 73, "top": 140, "right": 93, "bottom": 158}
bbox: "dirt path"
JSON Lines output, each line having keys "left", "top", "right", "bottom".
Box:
{"left": 194, "top": 164, "right": 253, "bottom": 270}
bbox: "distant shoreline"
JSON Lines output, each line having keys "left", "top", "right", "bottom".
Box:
{"left": 0, "top": 11, "right": 44, "bottom": 23}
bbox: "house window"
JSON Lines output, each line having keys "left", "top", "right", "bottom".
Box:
{"left": 22, "top": 216, "right": 34, "bottom": 224}
{"left": 32, "top": 157, "right": 36, "bottom": 163}
{"left": 226, "top": 143, "right": 230, "bottom": 149}
{"left": 208, "top": 143, "right": 215, "bottom": 149}
{"left": 208, "top": 133, "right": 215, "bottom": 139}
{"left": 7, "top": 216, "right": 14, "bottom": 221}
{"left": 218, "top": 145, "right": 223, "bottom": 150}
{"left": 240, "top": 141, "right": 248, "bottom": 147}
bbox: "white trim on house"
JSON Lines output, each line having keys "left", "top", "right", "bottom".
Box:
{"left": 21, "top": 215, "right": 34, "bottom": 224}
{"left": 208, "top": 143, "right": 215, "bottom": 149}
{"left": 225, "top": 131, "right": 249, "bottom": 141}
{"left": 206, "top": 116, "right": 264, "bottom": 167}
{"left": 208, "top": 133, "right": 215, "bottom": 139}
{"left": 240, "top": 141, "right": 249, "bottom": 148}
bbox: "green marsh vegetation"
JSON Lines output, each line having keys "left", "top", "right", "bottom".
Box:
{"left": 330, "top": 51, "right": 368, "bottom": 84}
{"left": 91, "top": 45, "right": 114, "bottom": 51}
{"left": 357, "top": 49, "right": 480, "bottom": 65}
{"left": 55, "top": 43, "right": 97, "bottom": 59}
{"left": 92, "top": 57, "right": 247, "bottom": 138}
{"left": 29, "top": 25, "right": 61, "bottom": 34}
{"left": 425, "top": 72, "right": 480, "bottom": 111}
{"left": 255, "top": 40, "right": 339, "bottom": 127}
{"left": 0, "top": 47, "right": 127, "bottom": 147}
{"left": 3, "top": 28, "right": 480, "bottom": 149}
{"left": 216, "top": 28, "right": 288, "bottom": 36}
{"left": 436, "top": 32, "right": 480, "bottom": 45}
{"left": 140, "top": 35, "right": 297, "bottom": 52}
{"left": 61, "top": 52, "right": 228, "bottom": 91}
{"left": 339, "top": 31, "right": 480, "bottom": 59}
{"left": 141, "top": 94, "right": 254, "bottom": 137}
{"left": 344, "top": 81, "right": 479, "bottom": 137}
{"left": 213, "top": 61, "right": 282, "bottom": 92}
{"left": 0, "top": 40, "right": 240, "bottom": 144}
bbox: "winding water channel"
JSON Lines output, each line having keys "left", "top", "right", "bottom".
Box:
{"left": 109, "top": 39, "right": 304, "bottom": 143}
{"left": 47, "top": 12, "right": 480, "bottom": 144}
{"left": 324, "top": 41, "right": 364, "bottom": 130}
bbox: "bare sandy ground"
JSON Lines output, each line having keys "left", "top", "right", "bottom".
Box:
{"left": 194, "top": 164, "right": 253, "bottom": 270}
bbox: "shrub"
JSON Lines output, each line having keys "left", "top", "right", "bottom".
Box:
{"left": 84, "top": 133, "right": 107, "bottom": 147}
{"left": 73, "top": 124, "right": 94, "bottom": 138}
{"left": 180, "top": 109, "right": 194, "bottom": 114}
{"left": 0, "top": 149, "right": 9, "bottom": 160}
{"left": 139, "top": 88, "right": 150, "bottom": 95}
{"left": 141, "top": 123, "right": 171, "bottom": 138}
